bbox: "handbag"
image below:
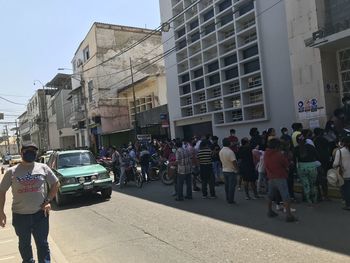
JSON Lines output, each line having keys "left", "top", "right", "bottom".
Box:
{"left": 327, "top": 150, "right": 345, "bottom": 187}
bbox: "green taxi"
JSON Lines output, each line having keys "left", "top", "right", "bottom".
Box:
{"left": 47, "top": 150, "right": 112, "bottom": 206}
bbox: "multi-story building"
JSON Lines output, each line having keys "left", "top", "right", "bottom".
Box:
{"left": 46, "top": 74, "right": 76, "bottom": 149}
{"left": 18, "top": 111, "right": 30, "bottom": 144}
{"left": 70, "top": 22, "right": 165, "bottom": 150}
{"left": 25, "top": 89, "right": 55, "bottom": 152}
{"left": 286, "top": 0, "right": 350, "bottom": 126}
{"left": 160, "top": 0, "right": 295, "bottom": 139}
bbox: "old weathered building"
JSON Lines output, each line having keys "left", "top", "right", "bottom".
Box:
{"left": 70, "top": 22, "right": 165, "bottom": 151}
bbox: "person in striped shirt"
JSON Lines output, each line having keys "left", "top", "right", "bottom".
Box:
{"left": 197, "top": 140, "right": 216, "bottom": 199}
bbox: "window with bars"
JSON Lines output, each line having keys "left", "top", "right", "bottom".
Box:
{"left": 243, "top": 32, "right": 257, "bottom": 44}
{"left": 249, "top": 91, "right": 263, "bottom": 104}
{"left": 199, "top": 104, "right": 207, "bottom": 113}
{"left": 229, "top": 82, "right": 240, "bottom": 93}
{"left": 186, "top": 96, "right": 192, "bottom": 105}
{"left": 213, "top": 87, "right": 221, "bottom": 97}
{"left": 243, "top": 18, "right": 255, "bottom": 29}
{"left": 232, "top": 110, "right": 243, "bottom": 122}
{"left": 199, "top": 92, "right": 206, "bottom": 101}
{"left": 224, "top": 28, "right": 235, "bottom": 38}
{"left": 231, "top": 97, "right": 241, "bottom": 108}
{"left": 213, "top": 100, "right": 223, "bottom": 110}
{"left": 248, "top": 76, "right": 262, "bottom": 88}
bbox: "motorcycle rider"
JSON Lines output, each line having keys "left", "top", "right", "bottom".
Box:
{"left": 117, "top": 149, "right": 131, "bottom": 188}
{"left": 139, "top": 145, "right": 151, "bottom": 182}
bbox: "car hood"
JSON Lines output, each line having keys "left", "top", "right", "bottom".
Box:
{"left": 57, "top": 164, "right": 107, "bottom": 177}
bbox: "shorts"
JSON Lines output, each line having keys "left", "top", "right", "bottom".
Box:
{"left": 268, "top": 178, "right": 290, "bottom": 202}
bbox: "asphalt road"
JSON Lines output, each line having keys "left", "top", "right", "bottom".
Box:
{"left": 47, "top": 180, "right": 350, "bottom": 263}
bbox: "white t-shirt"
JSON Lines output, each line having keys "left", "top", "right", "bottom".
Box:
{"left": 0, "top": 162, "right": 58, "bottom": 214}
{"left": 333, "top": 147, "right": 350, "bottom": 179}
{"left": 219, "top": 147, "right": 238, "bottom": 173}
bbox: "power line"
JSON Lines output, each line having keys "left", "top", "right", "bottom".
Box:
{"left": 80, "top": 0, "right": 201, "bottom": 74}
{"left": 0, "top": 96, "right": 27, "bottom": 105}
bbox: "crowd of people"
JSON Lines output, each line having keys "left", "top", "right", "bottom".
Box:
{"left": 100, "top": 120, "right": 350, "bottom": 223}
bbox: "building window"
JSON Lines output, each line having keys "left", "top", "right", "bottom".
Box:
{"left": 194, "top": 79, "right": 205, "bottom": 90}
{"left": 219, "top": 0, "right": 232, "bottom": 12}
{"left": 209, "top": 73, "right": 220, "bottom": 86}
{"left": 248, "top": 75, "right": 262, "bottom": 88}
{"left": 224, "top": 54, "right": 237, "bottom": 66}
{"left": 190, "top": 31, "right": 200, "bottom": 43}
{"left": 178, "top": 39, "right": 187, "bottom": 50}
{"left": 180, "top": 73, "right": 190, "bottom": 83}
{"left": 203, "top": 9, "right": 214, "bottom": 22}
{"left": 83, "top": 46, "right": 90, "bottom": 62}
{"left": 190, "top": 19, "right": 199, "bottom": 30}
{"left": 225, "top": 67, "right": 238, "bottom": 80}
{"left": 239, "top": 1, "right": 254, "bottom": 16}
{"left": 204, "top": 23, "right": 216, "bottom": 35}
{"left": 193, "top": 68, "right": 203, "bottom": 78}
{"left": 181, "top": 84, "right": 191, "bottom": 94}
{"left": 88, "top": 80, "right": 94, "bottom": 102}
{"left": 177, "top": 27, "right": 186, "bottom": 39}
{"left": 243, "top": 45, "right": 258, "bottom": 59}
{"left": 220, "top": 13, "right": 233, "bottom": 26}
{"left": 244, "top": 60, "right": 260, "bottom": 74}
{"left": 207, "top": 60, "right": 219, "bottom": 72}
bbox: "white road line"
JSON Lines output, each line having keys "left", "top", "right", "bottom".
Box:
{"left": 0, "top": 239, "right": 14, "bottom": 244}
{"left": 0, "top": 256, "right": 15, "bottom": 261}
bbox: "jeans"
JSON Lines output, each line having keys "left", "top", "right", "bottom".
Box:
{"left": 12, "top": 210, "right": 50, "bottom": 263}
{"left": 212, "top": 161, "right": 221, "bottom": 182}
{"left": 200, "top": 164, "right": 216, "bottom": 197}
{"left": 113, "top": 166, "right": 120, "bottom": 183}
{"left": 118, "top": 166, "right": 126, "bottom": 188}
{"left": 177, "top": 173, "right": 192, "bottom": 199}
{"left": 257, "top": 172, "right": 267, "bottom": 193}
{"left": 342, "top": 179, "right": 350, "bottom": 207}
{"left": 223, "top": 172, "right": 237, "bottom": 203}
{"left": 268, "top": 178, "right": 290, "bottom": 202}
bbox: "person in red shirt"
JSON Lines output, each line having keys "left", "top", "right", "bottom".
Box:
{"left": 264, "top": 138, "right": 297, "bottom": 222}
{"left": 228, "top": 129, "right": 239, "bottom": 153}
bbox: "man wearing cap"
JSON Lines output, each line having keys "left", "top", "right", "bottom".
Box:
{"left": 0, "top": 142, "right": 59, "bottom": 263}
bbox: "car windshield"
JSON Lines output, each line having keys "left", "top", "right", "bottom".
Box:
{"left": 58, "top": 152, "right": 97, "bottom": 168}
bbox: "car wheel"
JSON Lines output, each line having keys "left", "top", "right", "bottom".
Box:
{"left": 101, "top": 187, "right": 112, "bottom": 199}
{"left": 136, "top": 171, "right": 143, "bottom": 188}
{"left": 55, "top": 191, "right": 68, "bottom": 207}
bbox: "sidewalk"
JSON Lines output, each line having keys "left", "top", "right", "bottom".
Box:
{"left": 0, "top": 169, "right": 68, "bottom": 263}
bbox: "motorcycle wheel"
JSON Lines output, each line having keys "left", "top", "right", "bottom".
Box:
{"left": 135, "top": 171, "right": 143, "bottom": 188}
{"left": 160, "top": 169, "right": 174, "bottom": 185}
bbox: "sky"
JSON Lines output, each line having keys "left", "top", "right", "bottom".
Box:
{"left": 0, "top": 0, "right": 161, "bottom": 135}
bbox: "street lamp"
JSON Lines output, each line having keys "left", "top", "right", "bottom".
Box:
{"left": 33, "top": 80, "right": 50, "bottom": 151}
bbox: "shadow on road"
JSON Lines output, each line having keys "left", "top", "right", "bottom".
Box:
{"left": 51, "top": 193, "right": 110, "bottom": 211}
{"left": 112, "top": 181, "right": 350, "bottom": 257}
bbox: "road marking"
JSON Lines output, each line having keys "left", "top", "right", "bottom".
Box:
{"left": 0, "top": 239, "right": 14, "bottom": 244}
{"left": 0, "top": 256, "right": 15, "bottom": 261}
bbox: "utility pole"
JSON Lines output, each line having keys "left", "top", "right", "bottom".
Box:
{"left": 15, "top": 120, "right": 20, "bottom": 154}
{"left": 130, "top": 58, "right": 138, "bottom": 141}
{"left": 4, "top": 125, "right": 10, "bottom": 154}
{"left": 81, "top": 73, "right": 90, "bottom": 148}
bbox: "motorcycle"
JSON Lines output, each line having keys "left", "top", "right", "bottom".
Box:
{"left": 159, "top": 159, "right": 176, "bottom": 185}
{"left": 123, "top": 164, "right": 143, "bottom": 188}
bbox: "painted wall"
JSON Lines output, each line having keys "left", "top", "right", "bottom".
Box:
{"left": 284, "top": 0, "right": 327, "bottom": 128}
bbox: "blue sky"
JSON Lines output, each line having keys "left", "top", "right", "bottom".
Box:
{"left": 0, "top": 0, "right": 161, "bottom": 134}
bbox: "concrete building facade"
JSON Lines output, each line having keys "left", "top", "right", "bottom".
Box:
{"left": 70, "top": 22, "right": 165, "bottom": 151}
{"left": 160, "top": 0, "right": 295, "bottom": 139}
{"left": 160, "top": 0, "right": 350, "bottom": 140}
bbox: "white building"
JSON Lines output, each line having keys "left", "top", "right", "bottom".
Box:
{"left": 160, "top": 0, "right": 296, "bottom": 139}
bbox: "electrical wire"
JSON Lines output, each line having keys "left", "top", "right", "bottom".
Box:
{"left": 79, "top": 0, "right": 202, "bottom": 74}
{"left": 0, "top": 96, "right": 27, "bottom": 105}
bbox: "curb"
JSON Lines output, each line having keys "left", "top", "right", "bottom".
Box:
{"left": 49, "top": 235, "right": 69, "bottom": 263}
